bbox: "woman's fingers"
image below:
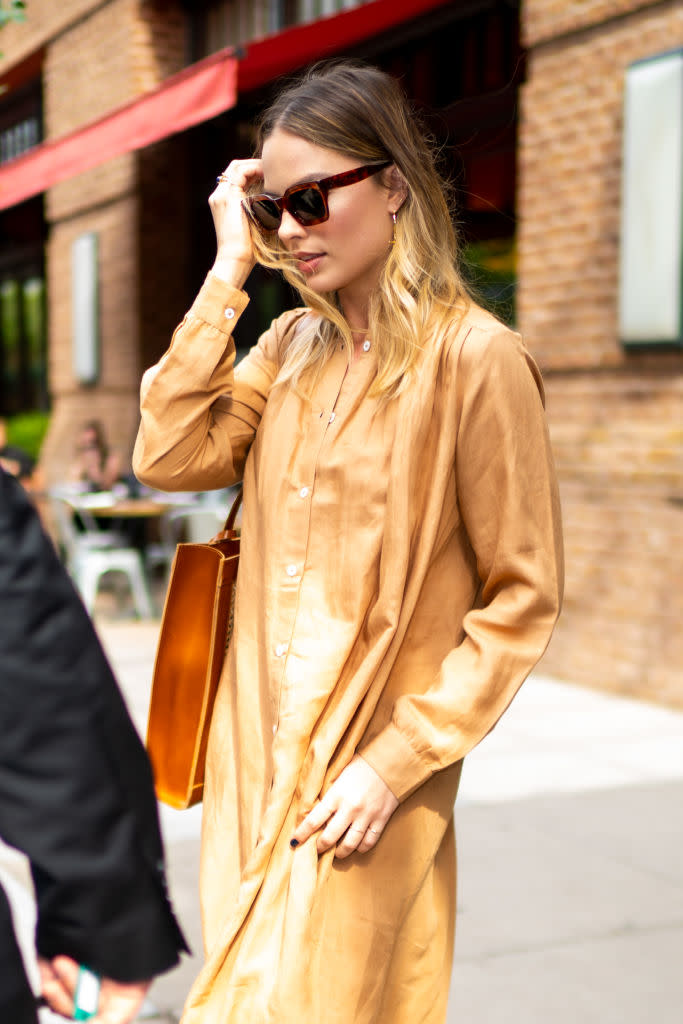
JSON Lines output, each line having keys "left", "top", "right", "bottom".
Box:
{"left": 209, "top": 158, "right": 264, "bottom": 267}
{"left": 290, "top": 793, "right": 336, "bottom": 848}
{"left": 355, "top": 823, "right": 384, "bottom": 855}
{"left": 315, "top": 807, "right": 356, "bottom": 855}
{"left": 213, "top": 158, "right": 264, "bottom": 194}
{"left": 290, "top": 756, "right": 399, "bottom": 858}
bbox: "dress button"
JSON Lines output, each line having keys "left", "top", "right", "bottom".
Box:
{"left": 286, "top": 564, "right": 298, "bottom": 577}
{"left": 328, "top": 412, "right": 336, "bottom": 424}
{"left": 224, "top": 307, "right": 236, "bottom": 319}
{"left": 275, "top": 643, "right": 287, "bottom": 657}
{"left": 362, "top": 339, "right": 371, "bottom": 352}
{"left": 299, "top": 486, "right": 309, "bottom": 498}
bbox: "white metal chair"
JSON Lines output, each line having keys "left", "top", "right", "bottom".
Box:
{"left": 144, "top": 496, "right": 237, "bottom": 582}
{"left": 166, "top": 505, "right": 228, "bottom": 544}
{"left": 50, "top": 495, "right": 154, "bottom": 618}
{"left": 143, "top": 510, "right": 177, "bottom": 578}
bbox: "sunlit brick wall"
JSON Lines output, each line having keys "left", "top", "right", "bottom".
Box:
{"left": 0, "top": 0, "right": 104, "bottom": 75}
{"left": 35, "top": 0, "right": 187, "bottom": 481}
{"left": 520, "top": 0, "right": 683, "bottom": 705}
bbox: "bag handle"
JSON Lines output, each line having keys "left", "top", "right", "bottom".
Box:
{"left": 210, "top": 486, "right": 243, "bottom": 543}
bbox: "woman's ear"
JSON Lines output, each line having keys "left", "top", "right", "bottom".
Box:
{"left": 385, "top": 164, "right": 408, "bottom": 214}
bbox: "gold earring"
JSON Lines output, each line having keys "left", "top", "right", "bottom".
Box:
{"left": 390, "top": 210, "right": 397, "bottom": 245}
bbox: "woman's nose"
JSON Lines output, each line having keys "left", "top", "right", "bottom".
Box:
{"left": 278, "top": 209, "right": 306, "bottom": 245}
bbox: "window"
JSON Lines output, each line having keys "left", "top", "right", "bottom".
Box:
{"left": 0, "top": 269, "right": 48, "bottom": 413}
{"left": 187, "top": 0, "right": 371, "bottom": 57}
{"left": 619, "top": 49, "right": 683, "bottom": 347}
{"left": 0, "top": 80, "right": 41, "bottom": 166}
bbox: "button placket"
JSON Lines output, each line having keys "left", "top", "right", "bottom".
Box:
{"left": 271, "top": 350, "right": 348, "bottom": 731}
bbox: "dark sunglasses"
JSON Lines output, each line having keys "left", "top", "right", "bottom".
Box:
{"left": 242, "top": 161, "right": 391, "bottom": 232}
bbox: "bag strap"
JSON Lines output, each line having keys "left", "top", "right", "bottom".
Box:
{"left": 210, "top": 486, "right": 243, "bottom": 543}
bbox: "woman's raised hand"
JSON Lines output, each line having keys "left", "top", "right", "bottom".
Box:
{"left": 291, "top": 756, "right": 399, "bottom": 860}
{"left": 209, "top": 158, "right": 264, "bottom": 287}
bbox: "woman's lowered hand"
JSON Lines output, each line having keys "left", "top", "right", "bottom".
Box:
{"left": 291, "top": 756, "right": 399, "bottom": 860}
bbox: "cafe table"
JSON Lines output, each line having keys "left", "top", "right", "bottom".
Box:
{"left": 72, "top": 495, "right": 176, "bottom": 519}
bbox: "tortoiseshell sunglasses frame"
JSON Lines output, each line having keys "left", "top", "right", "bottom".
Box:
{"left": 242, "top": 161, "right": 391, "bottom": 232}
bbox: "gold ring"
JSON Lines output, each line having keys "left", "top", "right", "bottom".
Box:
{"left": 216, "top": 173, "right": 234, "bottom": 185}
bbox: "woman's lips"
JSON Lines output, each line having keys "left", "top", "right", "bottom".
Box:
{"left": 294, "top": 252, "right": 324, "bottom": 274}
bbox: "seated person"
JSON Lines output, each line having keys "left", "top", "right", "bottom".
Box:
{"left": 68, "top": 421, "right": 147, "bottom": 551}
{"left": 68, "top": 420, "right": 123, "bottom": 493}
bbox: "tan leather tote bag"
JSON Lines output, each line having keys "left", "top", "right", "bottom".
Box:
{"left": 146, "top": 489, "right": 241, "bottom": 809}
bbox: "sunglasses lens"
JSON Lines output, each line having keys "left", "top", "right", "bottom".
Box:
{"left": 249, "top": 197, "right": 282, "bottom": 231}
{"left": 289, "top": 187, "right": 327, "bottom": 225}
{"left": 248, "top": 184, "right": 329, "bottom": 231}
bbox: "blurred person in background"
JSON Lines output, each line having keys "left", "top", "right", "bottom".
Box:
{"left": 0, "top": 465, "right": 188, "bottom": 1024}
{"left": 68, "top": 420, "right": 123, "bottom": 493}
{"left": 134, "top": 60, "right": 563, "bottom": 1024}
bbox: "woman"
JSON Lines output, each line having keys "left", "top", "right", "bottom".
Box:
{"left": 134, "top": 61, "right": 563, "bottom": 1024}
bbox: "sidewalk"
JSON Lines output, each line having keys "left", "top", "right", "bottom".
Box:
{"left": 98, "top": 618, "right": 683, "bottom": 1024}
{"left": 6, "top": 615, "right": 683, "bottom": 1023}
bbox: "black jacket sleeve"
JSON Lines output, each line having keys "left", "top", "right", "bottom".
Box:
{"left": 0, "top": 469, "right": 188, "bottom": 982}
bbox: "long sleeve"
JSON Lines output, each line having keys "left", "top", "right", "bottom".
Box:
{"left": 0, "top": 470, "right": 187, "bottom": 981}
{"left": 133, "top": 272, "right": 289, "bottom": 492}
{"left": 359, "top": 326, "right": 564, "bottom": 800}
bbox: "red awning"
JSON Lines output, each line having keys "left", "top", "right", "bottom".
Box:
{"left": 0, "top": 0, "right": 452, "bottom": 213}
{"left": 0, "top": 48, "right": 237, "bottom": 212}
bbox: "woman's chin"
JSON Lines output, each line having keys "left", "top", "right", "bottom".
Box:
{"left": 301, "top": 274, "right": 333, "bottom": 296}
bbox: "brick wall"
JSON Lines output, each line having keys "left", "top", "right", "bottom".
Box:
{"left": 0, "top": 1, "right": 105, "bottom": 75}
{"left": 25, "top": 0, "right": 187, "bottom": 482}
{"left": 518, "top": 1, "right": 683, "bottom": 367}
{"left": 132, "top": 0, "right": 186, "bottom": 93}
{"left": 522, "top": 0, "right": 672, "bottom": 47}
{"left": 542, "top": 374, "right": 683, "bottom": 706}
{"left": 520, "top": 0, "right": 683, "bottom": 704}
{"left": 45, "top": 197, "right": 142, "bottom": 480}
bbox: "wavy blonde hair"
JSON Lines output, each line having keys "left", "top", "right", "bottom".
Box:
{"left": 249, "top": 60, "right": 472, "bottom": 397}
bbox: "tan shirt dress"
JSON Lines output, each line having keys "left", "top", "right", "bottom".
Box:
{"left": 133, "top": 272, "right": 564, "bottom": 1024}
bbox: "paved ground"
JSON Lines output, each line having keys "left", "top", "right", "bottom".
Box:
{"left": 4, "top": 611, "right": 683, "bottom": 1022}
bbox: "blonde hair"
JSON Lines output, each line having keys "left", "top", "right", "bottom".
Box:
{"left": 249, "top": 60, "right": 472, "bottom": 397}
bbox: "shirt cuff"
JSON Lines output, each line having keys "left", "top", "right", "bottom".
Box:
{"left": 188, "top": 272, "right": 250, "bottom": 332}
{"left": 358, "top": 722, "right": 433, "bottom": 803}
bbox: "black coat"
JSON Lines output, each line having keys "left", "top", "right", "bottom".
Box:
{"left": 0, "top": 469, "right": 187, "bottom": 1023}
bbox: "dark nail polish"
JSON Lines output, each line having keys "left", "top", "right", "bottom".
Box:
{"left": 290, "top": 839, "right": 299, "bottom": 848}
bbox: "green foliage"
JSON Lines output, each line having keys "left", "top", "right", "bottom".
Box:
{"left": 0, "top": 1, "right": 26, "bottom": 29}
{"left": 6, "top": 409, "right": 49, "bottom": 461}
{"left": 463, "top": 238, "right": 517, "bottom": 327}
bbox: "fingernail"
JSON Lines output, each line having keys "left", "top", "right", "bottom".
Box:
{"left": 290, "top": 839, "right": 299, "bottom": 848}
